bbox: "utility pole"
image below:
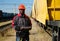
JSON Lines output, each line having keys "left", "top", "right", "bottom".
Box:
{"left": 14, "top": 4, "right": 16, "bottom": 15}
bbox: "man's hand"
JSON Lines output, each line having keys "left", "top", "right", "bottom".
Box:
{"left": 20, "top": 26, "right": 32, "bottom": 30}
{"left": 20, "top": 27, "right": 24, "bottom": 30}
{"left": 21, "top": 26, "right": 32, "bottom": 30}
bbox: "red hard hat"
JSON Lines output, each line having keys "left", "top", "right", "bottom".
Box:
{"left": 18, "top": 4, "right": 25, "bottom": 10}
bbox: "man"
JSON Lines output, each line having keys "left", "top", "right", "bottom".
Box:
{"left": 12, "top": 4, "right": 32, "bottom": 41}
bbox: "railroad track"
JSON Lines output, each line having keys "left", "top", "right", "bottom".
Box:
{"left": 0, "top": 21, "right": 12, "bottom": 36}
{"left": 45, "top": 27, "right": 52, "bottom": 37}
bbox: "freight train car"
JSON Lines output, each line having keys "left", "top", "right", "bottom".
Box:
{"left": 2, "top": 12, "right": 14, "bottom": 18}
{"left": 0, "top": 10, "right": 15, "bottom": 20}
{"left": 32, "top": 0, "right": 60, "bottom": 31}
{"left": 32, "top": 0, "right": 48, "bottom": 29}
{"left": 0, "top": 10, "right": 2, "bottom": 18}
{"left": 32, "top": 0, "right": 60, "bottom": 40}
{"left": 32, "top": 0, "right": 36, "bottom": 19}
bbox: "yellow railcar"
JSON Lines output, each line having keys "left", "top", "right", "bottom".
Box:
{"left": 47, "top": 0, "right": 60, "bottom": 27}
{"left": 31, "top": 1, "right": 36, "bottom": 19}
{"left": 32, "top": 0, "right": 60, "bottom": 28}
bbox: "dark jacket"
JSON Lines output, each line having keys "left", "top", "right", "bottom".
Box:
{"left": 12, "top": 14, "right": 32, "bottom": 31}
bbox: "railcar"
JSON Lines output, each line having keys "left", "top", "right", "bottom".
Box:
{"left": 32, "top": 0, "right": 60, "bottom": 31}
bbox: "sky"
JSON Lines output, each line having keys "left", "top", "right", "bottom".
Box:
{"left": 0, "top": 0, "right": 34, "bottom": 16}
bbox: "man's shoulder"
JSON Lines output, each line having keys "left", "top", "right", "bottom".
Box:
{"left": 24, "top": 14, "right": 29, "bottom": 18}
{"left": 14, "top": 14, "right": 21, "bottom": 18}
{"left": 13, "top": 14, "right": 19, "bottom": 20}
{"left": 13, "top": 14, "right": 30, "bottom": 19}
{"left": 13, "top": 15, "right": 17, "bottom": 19}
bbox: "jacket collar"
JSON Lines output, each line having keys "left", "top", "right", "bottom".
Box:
{"left": 18, "top": 13, "right": 21, "bottom": 17}
{"left": 18, "top": 13, "right": 26, "bottom": 17}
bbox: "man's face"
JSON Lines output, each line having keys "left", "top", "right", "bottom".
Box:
{"left": 19, "top": 9, "right": 25, "bottom": 15}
